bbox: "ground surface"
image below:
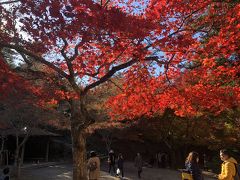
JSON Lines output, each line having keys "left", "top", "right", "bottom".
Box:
{"left": 19, "top": 162, "right": 216, "bottom": 180}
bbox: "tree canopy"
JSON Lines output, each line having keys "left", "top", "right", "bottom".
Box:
{"left": 0, "top": 0, "right": 239, "bottom": 179}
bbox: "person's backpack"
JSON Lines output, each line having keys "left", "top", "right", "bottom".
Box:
{"left": 88, "top": 161, "right": 97, "bottom": 172}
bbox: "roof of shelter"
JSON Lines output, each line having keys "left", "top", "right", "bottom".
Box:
{"left": 0, "top": 127, "right": 59, "bottom": 136}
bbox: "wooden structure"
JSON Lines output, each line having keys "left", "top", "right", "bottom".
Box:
{"left": 0, "top": 127, "right": 59, "bottom": 166}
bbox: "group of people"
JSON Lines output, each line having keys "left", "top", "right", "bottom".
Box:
{"left": 108, "top": 150, "right": 144, "bottom": 179}
{"left": 87, "top": 148, "right": 239, "bottom": 180}
{"left": 86, "top": 150, "right": 125, "bottom": 180}
{"left": 108, "top": 150, "right": 124, "bottom": 177}
{"left": 87, "top": 150, "right": 144, "bottom": 180}
{"left": 184, "top": 149, "right": 239, "bottom": 180}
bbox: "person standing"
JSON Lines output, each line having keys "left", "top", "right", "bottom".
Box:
{"left": 149, "top": 155, "right": 155, "bottom": 168}
{"left": 117, "top": 153, "right": 124, "bottom": 178}
{"left": 203, "top": 154, "right": 208, "bottom": 171}
{"left": 218, "top": 149, "right": 238, "bottom": 180}
{"left": 185, "top": 151, "right": 204, "bottom": 180}
{"left": 108, "top": 150, "right": 116, "bottom": 175}
{"left": 135, "top": 153, "right": 143, "bottom": 179}
{"left": 87, "top": 151, "right": 100, "bottom": 180}
{"left": 156, "top": 152, "right": 161, "bottom": 168}
{"left": 161, "top": 153, "right": 167, "bottom": 168}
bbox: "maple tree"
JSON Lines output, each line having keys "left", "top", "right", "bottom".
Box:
{"left": 0, "top": 0, "right": 239, "bottom": 179}
{"left": 0, "top": 1, "right": 155, "bottom": 179}
{"left": 108, "top": 0, "right": 240, "bottom": 119}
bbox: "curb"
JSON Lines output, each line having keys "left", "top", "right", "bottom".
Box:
{"left": 21, "top": 161, "right": 70, "bottom": 170}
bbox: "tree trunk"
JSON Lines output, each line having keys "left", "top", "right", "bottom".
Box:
{"left": 14, "top": 146, "right": 21, "bottom": 180}
{"left": 70, "top": 99, "right": 94, "bottom": 180}
{"left": 14, "top": 133, "right": 29, "bottom": 180}
{"left": 45, "top": 138, "right": 50, "bottom": 162}
{"left": 71, "top": 127, "right": 87, "bottom": 180}
{"left": 0, "top": 135, "right": 5, "bottom": 166}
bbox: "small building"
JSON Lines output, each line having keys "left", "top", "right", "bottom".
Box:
{"left": 0, "top": 127, "right": 60, "bottom": 166}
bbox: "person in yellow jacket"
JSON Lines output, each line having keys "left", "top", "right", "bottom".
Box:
{"left": 218, "top": 149, "right": 238, "bottom": 180}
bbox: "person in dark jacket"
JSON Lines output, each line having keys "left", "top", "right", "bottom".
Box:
{"left": 108, "top": 150, "right": 116, "bottom": 175}
{"left": 117, "top": 153, "right": 124, "bottom": 178}
{"left": 185, "top": 151, "right": 204, "bottom": 180}
{"left": 135, "top": 153, "right": 143, "bottom": 179}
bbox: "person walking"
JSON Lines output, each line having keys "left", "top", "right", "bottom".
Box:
{"left": 117, "top": 153, "right": 124, "bottom": 178}
{"left": 218, "top": 149, "right": 238, "bottom": 180}
{"left": 87, "top": 151, "right": 100, "bottom": 180}
{"left": 185, "top": 151, "right": 204, "bottom": 180}
{"left": 135, "top": 153, "right": 143, "bottom": 179}
{"left": 108, "top": 149, "right": 116, "bottom": 175}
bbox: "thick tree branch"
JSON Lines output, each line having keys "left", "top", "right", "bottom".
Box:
{"left": 19, "top": 52, "right": 33, "bottom": 67}
{"left": 69, "top": 41, "right": 82, "bottom": 62}
{"left": 83, "top": 55, "right": 159, "bottom": 95}
{"left": 61, "top": 39, "right": 69, "bottom": 60}
{"left": 60, "top": 39, "right": 74, "bottom": 77}
{"left": 82, "top": 58, "right": 138, "bottom": 95}
{"left": 0, "top": 0, "right": 20, "bottom": 5}
{"left": 61, "top": 38, "right": 84, "bottom": 62}
{"left": 0, "top": 42, "right": 69, "bottom": 78}
{"left": 60, "top": 39, "right": 82, "bottom": 94}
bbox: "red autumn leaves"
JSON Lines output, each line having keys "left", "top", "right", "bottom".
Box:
{"left": 0, "top": 0, "right": 239, "bottom": 120}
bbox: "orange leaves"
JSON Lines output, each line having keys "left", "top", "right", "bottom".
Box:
{"left": 108, "top": 56, "right": 240, "bottom": 120}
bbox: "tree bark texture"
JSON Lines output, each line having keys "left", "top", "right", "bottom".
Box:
{"left": 70, "top": 99, "right": 93, "bottom": 180}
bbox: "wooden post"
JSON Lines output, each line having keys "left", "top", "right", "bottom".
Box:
{"left": 6, "top": 150, "right": 8, "bottom": 165}
{"left": 21, "top": 143, "right": 25, "bottom": 165}
{"left": 45, "top": 138, "right": 50, "bottom": 162}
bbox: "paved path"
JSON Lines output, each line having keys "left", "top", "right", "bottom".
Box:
{"left": 102, "top": 162, "right": 216, "bottom": 180}
{"left": 19, "top": 162, "right": 216, "bottom": 180}
{"left": 20, "top": 164, "right": 118, "bottom": 180}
